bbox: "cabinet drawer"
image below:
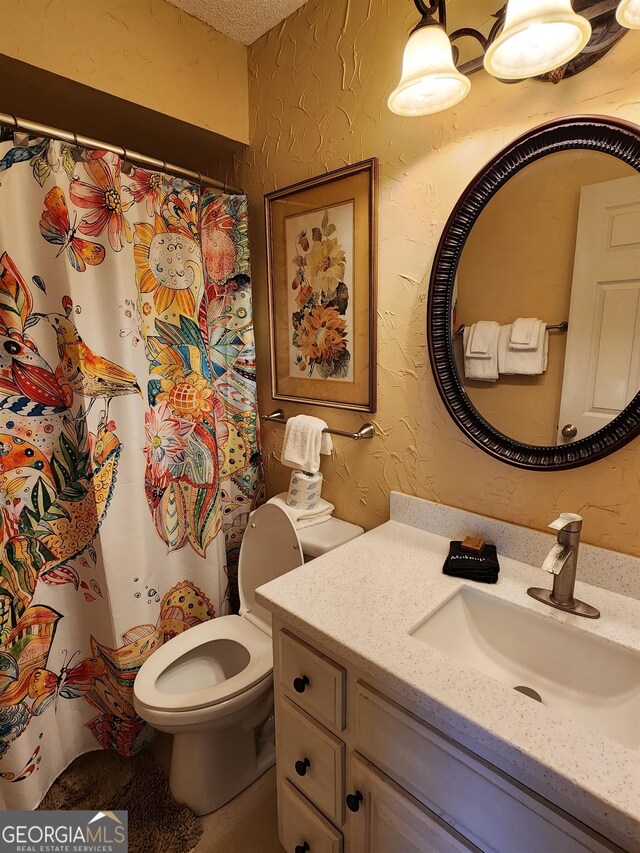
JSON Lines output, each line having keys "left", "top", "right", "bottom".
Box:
{"left": 278, "top": 696, "right": 345, "bottom": 825}
{"left": 355, "top": 682, "right": 621, "bottom": 853}
{"left": 279, "top": 778, "right": 343, "bottom": 853}
{"left": 278, "top": 630, "right": 345, "bottom": 731}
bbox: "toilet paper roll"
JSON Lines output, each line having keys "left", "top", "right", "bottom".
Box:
{"left": 286, "top": 470, "right": 323, "bottom": 510}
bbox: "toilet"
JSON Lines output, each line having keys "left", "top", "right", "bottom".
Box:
{"left": 133, "top": 502, "right": 363, "bottom": 815}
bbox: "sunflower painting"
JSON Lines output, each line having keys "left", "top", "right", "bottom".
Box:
{"left": 285, "top": 203, "right": 354, "bottom": 381}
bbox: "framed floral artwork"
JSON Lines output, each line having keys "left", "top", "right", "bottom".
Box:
{"left": 265, "top": 158, "right": 377, "bottom": 412}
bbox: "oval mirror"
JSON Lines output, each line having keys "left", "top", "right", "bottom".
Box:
{"left": 428, "top": 116, "right": 640, "bottom": 470}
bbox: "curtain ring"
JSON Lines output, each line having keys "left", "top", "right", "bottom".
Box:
{"left": 73, "top": 131, "right": 79, "bottom": 146}
{"left": 197, "top": 171, "right": 203, "bottom": 185}
{"left": 10, "top": 115, "right": 25, "bottom": 148}
{"left": 162, "top": 160, "right": 168, "bottom": 174}
{"left": 121, "top": 149, "right": 133, "bottom": 175}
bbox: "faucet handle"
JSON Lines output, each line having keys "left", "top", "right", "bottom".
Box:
{"left": 541, "top": 543, "right": 572, "bottom": 574}
{"left": 548, "top": 512, "right": 582, "bottom": 532}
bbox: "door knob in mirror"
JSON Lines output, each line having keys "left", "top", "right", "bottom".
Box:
{"left": 561, "top": 424, "right": 578, "bottom": 439}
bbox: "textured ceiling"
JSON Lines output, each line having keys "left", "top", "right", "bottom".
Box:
{"left": 167, "top": 0, "right": 310, "bottom": 45}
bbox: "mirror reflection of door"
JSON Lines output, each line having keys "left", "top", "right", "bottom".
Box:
{"left": 454, "top": 150, "right": 639, "bottom": 447}
{"left": 557, "top": 175, "right": 640, "bottom": 443}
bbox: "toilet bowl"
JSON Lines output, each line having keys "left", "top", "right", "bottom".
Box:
{"left": 133, "top": 502, "right": 363, "bottom": 815}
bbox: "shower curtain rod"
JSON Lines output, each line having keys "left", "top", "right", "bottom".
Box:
{"left": 0, "top": 112, "right": 243, "bottom": 195}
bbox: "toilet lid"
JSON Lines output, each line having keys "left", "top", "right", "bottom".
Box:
{"left": 238, "top": 503, "right": 303, "bottom": 634}
{"left": 133, "top": 615, "right": 272, "bottom": 712}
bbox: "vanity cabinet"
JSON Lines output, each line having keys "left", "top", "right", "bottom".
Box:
{"left": 273, "top": 621, "right": 624, "bottom": 853}
{"left": 348, "top": 754, "right": 476, "bottom": 853}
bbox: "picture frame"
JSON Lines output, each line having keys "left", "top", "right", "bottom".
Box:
{"left": 265, "top": 158, "right": 378, "bottom": 413}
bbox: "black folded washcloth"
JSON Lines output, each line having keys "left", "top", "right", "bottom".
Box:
{"left": 443, "top": 541, "right": 500, "bottom": 584}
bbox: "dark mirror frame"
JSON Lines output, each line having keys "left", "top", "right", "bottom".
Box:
{"left": 427, "top": 115, "right": 640, "bottom": 471}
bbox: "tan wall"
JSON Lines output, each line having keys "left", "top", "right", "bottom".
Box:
{"left": 0, "top": 0, "right": 249, "bottom": 144}
{"left": 0, "top": 56, "right": 243, "bottom": 187}
{"left": 457, "top": 152, "right": 633, "bottom": 446}
{"left": 245, "top": 0, "right": 640, "bottom": 556}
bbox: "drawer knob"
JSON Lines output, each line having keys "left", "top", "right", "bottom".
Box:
{"left": 346, "top": 790, "right": 363, "bottom": 813}
{"left": 293, "top": 675, "right": 310, "bottom": 693}
{"left": 295, "top": 757, "right": 311, "bottom": 776}
{"left": 295, "top": 844, "right": 310, "bottom": 853}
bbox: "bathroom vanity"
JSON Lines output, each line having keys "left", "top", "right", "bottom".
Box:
{"left": 256, "top": 493, "right": 640, "bottom": 853}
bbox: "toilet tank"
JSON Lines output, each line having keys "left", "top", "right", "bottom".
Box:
{"left": 298, "top": 517, "right": 364, "bottom": 561}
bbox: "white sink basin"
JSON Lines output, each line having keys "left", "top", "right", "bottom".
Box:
{"left": 410, "top": 586, "right": 640, "bottom": 750}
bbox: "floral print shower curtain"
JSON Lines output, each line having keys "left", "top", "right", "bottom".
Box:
{"left": 0, "top": 128, "right": 263, "bottom": 809}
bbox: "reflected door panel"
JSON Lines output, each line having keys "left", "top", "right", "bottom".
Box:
{"left": 557, "top": 175, "right": 640, "bottom": 443}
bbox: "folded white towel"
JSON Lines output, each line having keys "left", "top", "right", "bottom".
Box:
{"left": 281, "top": 415, "right": 333, "bottom": 473}
{"left": 267, "top": 493, "right": 334, "bottom": 529}
{"left": 499, "top": 324, "right": 548, "bottom": 375}
{"left": 510, "top": 318, "right": 542, "bottom": 351}
{"left": 463, "top": 326, "right": 498, "bottom": 382}
{"left": 465, "top": 321, "right": 499, "bottom": 358}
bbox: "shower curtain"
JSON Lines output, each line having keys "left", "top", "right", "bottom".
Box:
{"left": 0, "top": 127, "right": 264, "bottom": 809}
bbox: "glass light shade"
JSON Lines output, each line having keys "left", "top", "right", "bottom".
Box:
{"left": 617, "top": 0, "right": 640, "bottom": 28}
{"left": 388, "top": 25, "right": 471, "bottom": 116}
{"left": 483, "top": 0, "right": 592, "bottom": 80}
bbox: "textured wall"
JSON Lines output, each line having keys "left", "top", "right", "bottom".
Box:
{"left": 244, "top": 0, "right": 640, "bottom": 556}
{"left": 0, "top": 0, "right": 249, "bottom": 143}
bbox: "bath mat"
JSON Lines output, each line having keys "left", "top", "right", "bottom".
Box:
{"left": 38, "top": 749, "right": 203, "bottom": 853}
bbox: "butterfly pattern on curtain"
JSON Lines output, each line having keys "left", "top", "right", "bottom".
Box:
{"left": 0, "top": 128, "right": 263, "bottom": 806}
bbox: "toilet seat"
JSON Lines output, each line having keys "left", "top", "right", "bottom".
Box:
{"left": 134, "top": 615, "right": 272, "bottom": 713}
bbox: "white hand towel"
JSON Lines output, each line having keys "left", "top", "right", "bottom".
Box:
{"left": 465, "top": 321, "right": 499, "bottom": 357}
{"left": 498, "top": 324, "right": 549, "bottom": 375}
{"left": 281, "top": 414, "right": 333, "bottom": 473}
{"left": 267, "top": 493, "right": 334, "bottom": 529}
{"left": 510, "top": 318, "right": 542, "bottom": 350}
{"left": 463, "top": 326, "right": 498, "bottom": 382}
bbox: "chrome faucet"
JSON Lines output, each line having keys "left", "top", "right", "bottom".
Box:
{"left": 527, "top": 513, "right": 600, "bottom": 619}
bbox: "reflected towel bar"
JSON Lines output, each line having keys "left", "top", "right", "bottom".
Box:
{"left": 454, "top": 321, "right": 568, "bottom": 336}
{"left": 263, "top": 409, "right": 375, "bottom": 441}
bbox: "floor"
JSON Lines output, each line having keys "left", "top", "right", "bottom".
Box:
{"left": 151, "top": 734, "right": 286, "bottom": 853}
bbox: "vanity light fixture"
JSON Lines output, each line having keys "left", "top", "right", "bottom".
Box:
{"left": 389, "top": 0, "right": 632, "bottom": 116}
{"left": 617, "top": 0, "right": 640, "bottom": 27}
{"left": 387, "top": 2, "right": 470, "bottom": 116}
{"left": 483, "top": 0, "right": 591, "bottom": 79}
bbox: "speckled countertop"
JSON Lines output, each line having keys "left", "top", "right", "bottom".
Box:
{"left": 256, "top": 498, "right": 640, "bottom": 849}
